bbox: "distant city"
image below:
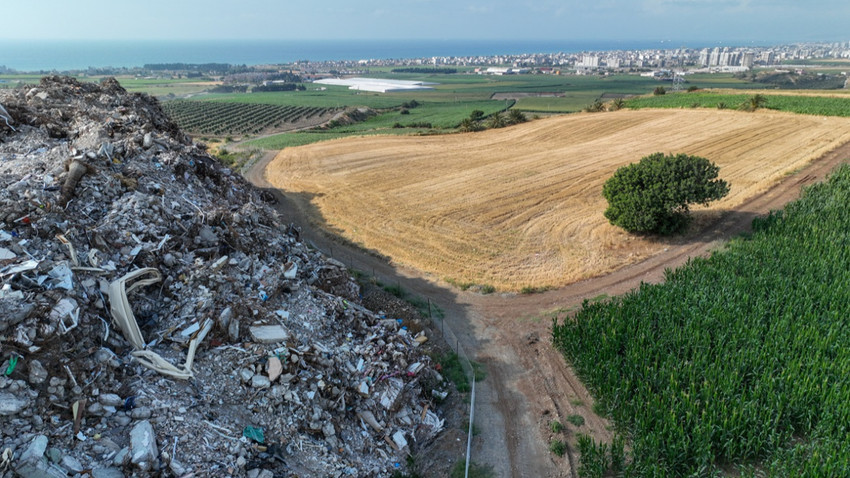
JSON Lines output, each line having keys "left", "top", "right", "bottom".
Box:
{"left": 312, "top": 41, "right": 850, "bottom": 75}
{"left": 0, "top": 40, "right": 848, "bottom": 78}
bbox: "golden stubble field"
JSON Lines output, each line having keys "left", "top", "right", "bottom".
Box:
{"left": 267, "top": 109, "right": 850, "bottom": 291}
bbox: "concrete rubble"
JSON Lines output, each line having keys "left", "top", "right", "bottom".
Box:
{"left": 0, "top": 77, "right": 450, "bottom": 477}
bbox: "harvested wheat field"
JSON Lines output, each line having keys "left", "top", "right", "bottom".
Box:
{"left": 267, "top": 109, "right": 850, "bottom": 291}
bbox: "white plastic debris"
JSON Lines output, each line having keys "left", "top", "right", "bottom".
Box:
{"left": 107, "top": 268, "right": 213, "bottom": 379}
{"left": 47, "top": 263, "right": 74, "bottom": 290}
{"left": 50, "top": 298, "right": 80, "bottom": 334}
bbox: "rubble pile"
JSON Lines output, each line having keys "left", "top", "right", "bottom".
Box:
{"left": 0, "top": 77, "right": 448, "bottom": 477}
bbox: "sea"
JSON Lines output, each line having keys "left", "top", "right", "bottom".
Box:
{"left": 0, "top": 39, "right": 722, "bottom": 72}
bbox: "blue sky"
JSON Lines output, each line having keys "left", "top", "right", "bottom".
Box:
{"left": 3, "top": 0, "right": 847, "bottom": 43}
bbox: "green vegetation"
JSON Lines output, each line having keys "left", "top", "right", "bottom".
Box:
{"left": 549, "top": 439, "right": 567, "bottom": 457}
{"left": 450, "top": 459, "right": 494, "bottom": 478}
{"left": 577, "top": 434, "right": 626, "bottom": 478}
{"left": 161, "top": 100, "right": 333, "bottom": 135}
{"left": 602, "top": 153, "right": 730, "bottom": 235}
{"left": 626, "top": 91, "right": 850, "bottom": 117}
{"left": 520, "top": 285, "right": 553, "bottom": 294}
{"left": 242, "top": 99, "right": 509, "bottom": 149}
{"left": 739, "top": 93, "right": 768, "bottom": 112}
{"left": 566, "top": 414, "right": 585, "bottom": 427}
{"left": 379, "top": 282, "right": 445, "bottom": 319}
{"left": 747, "top": 70, "right": 847, "bottom": 89}
{"left": 550, "top": 420, "right": 565, "bottom": 433}
{"left": 434, "top": 352, "right": 472, "bottom": 393}
{"left": 554, "top": 164, "right": 850, "bottom": 475}
{"left": 213, "top": 147, "right": 263, "bottom": 172}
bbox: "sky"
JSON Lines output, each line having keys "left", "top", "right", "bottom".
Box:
{"left": 1, "top": 0, "right": 848, "bottom": 44}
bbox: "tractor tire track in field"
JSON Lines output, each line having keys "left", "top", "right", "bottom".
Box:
{"left": 245, "top": 141, "right": 850, "bottom": 478}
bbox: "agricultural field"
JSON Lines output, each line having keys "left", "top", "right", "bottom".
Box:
{"left": 265, "top": 108, "right": 850, "bottom": 291}
{"left": 553, "top": 164, "right": 850, "bottom": 476}
{"left": 114, "top": 77, "right": 217, "bottom": 97}
{"left": 171, "top": 73, "right": 671, "bottom": 143}
{"left": 626, "top": 91, "right": 850, "bottom": 117}
{"left": 242, "top": 99, "right": 512, "bottom": 149}
{"left": 161, "top": 100, "right": 336, "bottom": 135}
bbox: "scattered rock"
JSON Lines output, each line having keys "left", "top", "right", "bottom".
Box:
{"left": 27, "top": 359, "right": 48, "bottom": 385}
{"left": 129, "top": 420, "right": 158, "bottom": 471}
{"left": 0, "top": 391, "right": 29, "bottom": 415}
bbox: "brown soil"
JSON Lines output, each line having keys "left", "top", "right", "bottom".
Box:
{"left": 245, "top": 140, "right": 850, "bottom": 477}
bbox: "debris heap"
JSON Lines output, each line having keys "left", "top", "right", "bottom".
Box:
{"left": 0, "top": 77, "right": 446, "bottom": 477}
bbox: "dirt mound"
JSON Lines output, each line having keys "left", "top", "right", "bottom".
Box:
{"left": 0, "top": 77, "right": 447, "bottom": 477}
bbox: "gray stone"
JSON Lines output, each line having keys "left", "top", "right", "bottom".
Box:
{"left": 249, "top": 325, "right": 290, "bottom": 344}
{"left": 20, "top": 435, "right": 48, "bottom": 463}
{"left": 60, "top": 455, "right": 83, "bottom": 473}
{"left": 99, "top": 393, "right": 122, "bottom": 407}
{"left": 228, "top": 317, "right": 241, "bottom": 341}
{"left": 130, "top": 406, "right": 152, "bottom": 420}
{"left": 87, "top": 402, "right": 105, "bottom": 416}
{"left": 129, "top": 420, "right": 158, "bottom": 471}
{"left": 239, "top": 368, "right": 254, "bottom": 383}
{"left": 46, "top": 447, "right": 62, "bottom": 464}
{"left": 0, "top": 391, "right": 30, "bottom": 415}
{"left": 258, "top": 470, "right": 274, "bottom": 478}
{"left": 112, "top": 447, "right": 130, "bottom": 466}
{"left": 169, "top": 457, "right": 187, "bottom": 476}
{"left": 27, "top": 359, "right": 48, "bottom": 385}
{"left": 91, "top": 467, "right": 125, "bottom": 478}
{"left": 251, "top": 375, "right": 270, "bottom": 389}
{"left": 113, "top": 413, "right": 132, "bottom": 426}
{"left": 14, "top": 462, "right": 65, "bottom": 478}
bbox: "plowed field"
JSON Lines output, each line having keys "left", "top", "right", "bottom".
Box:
{"left": 267, "top": 109, "right": 850, "bottom": 290}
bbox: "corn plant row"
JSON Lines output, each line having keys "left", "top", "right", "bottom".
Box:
{"left": 553, "top": 164, "right": 850, "bottom": 477}
{"left": 626, "top": 92, "right": 850, "bottom": 117}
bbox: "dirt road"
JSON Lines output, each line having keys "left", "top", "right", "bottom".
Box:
{"left": 245, "top": 142, "right": 850, "bottom": 477}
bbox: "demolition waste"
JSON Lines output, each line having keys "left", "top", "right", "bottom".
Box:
{"left": 0, "top": 77, "right": 452, "bottom": 477}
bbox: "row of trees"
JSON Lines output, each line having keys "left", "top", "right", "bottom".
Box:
{"left": 458, "top": 109, "right": 527, "bottom": 132}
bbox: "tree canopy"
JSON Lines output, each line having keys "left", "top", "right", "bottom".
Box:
{"left": 602, "top": 153, "right": 730, "bottom": 235}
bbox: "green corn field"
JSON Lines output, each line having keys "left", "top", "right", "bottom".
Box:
{"left": 553, "top": 164, "right": 850, "bottom": 477}
{"left": 626, "top": 92, "right": 850, "bottom": 117}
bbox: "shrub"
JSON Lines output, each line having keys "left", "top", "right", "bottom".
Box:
{"left": 550, "top": 439, "right": 567, "bottom": 457}
{"left": 602, "top": 152, "right": 730, "bottom": 235}
{"left": 508, "top": 109, "right": 528, "bottom": 124}
{"left": 653, "top": 86, "right": 666, "bottom": 95}
{"left": 567, "top": 414, "right": 585, "bottom": 427}
{"left": 550, "top": 420, "right": 564, "bottom": 433}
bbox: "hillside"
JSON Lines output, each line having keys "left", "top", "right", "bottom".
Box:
{"left": 267, "top": 108, "right": 850, "bottom": 291}
{"left": 0, "top": 77, "right": 449, "bottom": 477}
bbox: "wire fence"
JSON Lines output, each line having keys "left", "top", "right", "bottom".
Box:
{"left": 322, "top": 244, "right": 478, "bottom": 478}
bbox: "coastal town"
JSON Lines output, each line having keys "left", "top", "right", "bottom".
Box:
{"left": 2, "top": 41, "right": 848, "bottom": 79}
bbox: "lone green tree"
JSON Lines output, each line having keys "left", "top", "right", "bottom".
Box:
{"left": 602, "top": 153, "right": 730, "bottom": 235}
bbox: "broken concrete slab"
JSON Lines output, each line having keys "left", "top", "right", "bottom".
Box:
{"left": 249, "top": 324, "right": 290, "bottom": 343}
{"left": 129, "top": 420, "right": 158, "bottom": 471}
